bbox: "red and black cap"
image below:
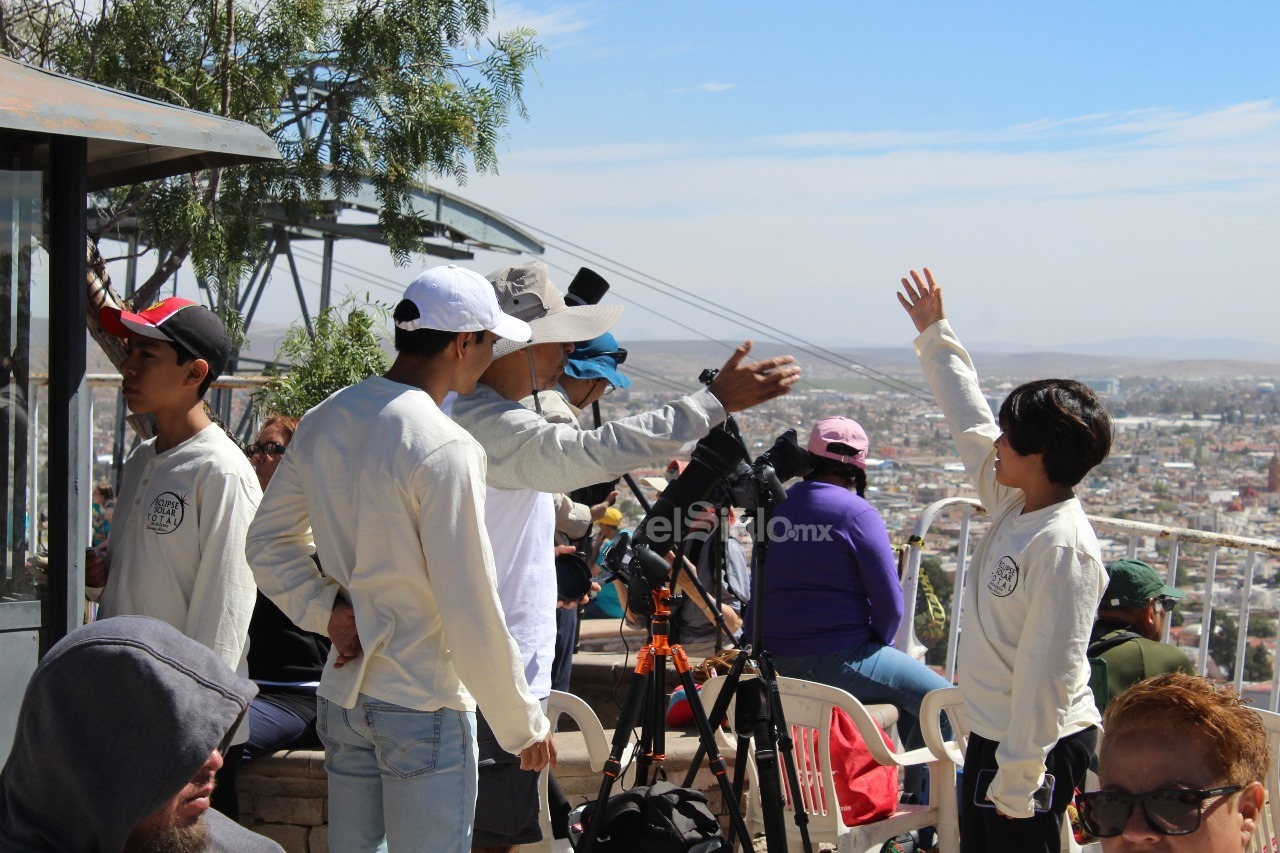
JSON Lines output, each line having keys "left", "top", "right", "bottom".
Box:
{"left": 100, "top": 297, "right": 231, "bottom": 380}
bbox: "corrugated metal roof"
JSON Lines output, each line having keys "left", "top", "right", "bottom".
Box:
{"left": 0, "top": 56, "right": 279, "bottom": 189}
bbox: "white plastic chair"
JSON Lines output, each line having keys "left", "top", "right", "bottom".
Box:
{"left": 1246, "top": 707, "right": 1280, "bottom": 853}
{"left": 526, "top": 690, "right": 613, "bottom": 853}
{"left": 701, "top": 674, "right": 958, "bottom": 853}
{"left": 920, "top": 686, "right": 1089, "bottom": 853}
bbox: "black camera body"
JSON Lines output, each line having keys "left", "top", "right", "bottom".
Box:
{"left": 602, "top": 410, "right": 811, "bottom": 614}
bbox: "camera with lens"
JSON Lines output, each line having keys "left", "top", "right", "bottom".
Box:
{"left": 602, "top": 400, "right": 811, "bottom": 614}
{"left": 555, "top": 551, "right": 593, "bottom": 602}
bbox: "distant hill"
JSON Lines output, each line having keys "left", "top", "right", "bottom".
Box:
{"left": 969, "top": 336, "right": 1280, "bottom": 363}
{"left": 19, "top": 316, "right": 1277, "bottom": 382}
{"left": 626, "top": 340, "right": 1280, "bottom": 384}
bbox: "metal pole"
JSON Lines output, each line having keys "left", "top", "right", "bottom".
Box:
{"left": 46, "top": 135, "right": 88, "bottom": 651}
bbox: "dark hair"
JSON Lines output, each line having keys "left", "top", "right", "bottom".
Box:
{"left": 164, "top": 341, "right": 215, "bottom": 399}
{"left": 998, "top": 378, "right": 1112, "bottom": 487}
{"left": 804, "top": 453, "right": 868, "bottom": 497}
{"left": 94, "top": 482, "right": 114, "bottom": 501}
{"left": 392, "top": 299, "right": 484, "bottom": 357}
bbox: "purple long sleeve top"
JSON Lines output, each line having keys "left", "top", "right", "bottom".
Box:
{"left": 758, "top": 480, "right": 903, "bottom": 657}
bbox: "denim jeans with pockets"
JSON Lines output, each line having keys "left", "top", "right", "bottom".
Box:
{"left": 318, "top": 694, "right": 478, "bottom": 853}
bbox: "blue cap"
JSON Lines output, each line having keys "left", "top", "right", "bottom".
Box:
{"left": 564, "top": 332, "right": 631, "bottom": 388}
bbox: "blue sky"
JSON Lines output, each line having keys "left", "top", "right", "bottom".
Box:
{"left": 116, "top": 1, "right": 1280, "bottom": 356}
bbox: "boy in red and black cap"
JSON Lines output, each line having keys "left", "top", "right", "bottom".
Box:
{"left": 87, "top": 297, "right": 261, "bottom": 810}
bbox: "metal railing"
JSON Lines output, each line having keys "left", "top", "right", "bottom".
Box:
{"left": 895, "top": 496, "right": 1280, "bottom": 710}
{"left": 25, "top": 373, "right": 269, "bottom": 551}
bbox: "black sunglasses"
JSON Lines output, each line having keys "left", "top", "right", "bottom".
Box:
{"left": 1077, "top": 785, "right": 1241, "bottom": 837}
{"left": 598, "top": 347, "right": 627, "bottom": 365}
{"left": 1156, "top": 596, "right": 1179, "bottom": 613}
{"left": 246, "top": 441, "right": 287, "bottom": 457}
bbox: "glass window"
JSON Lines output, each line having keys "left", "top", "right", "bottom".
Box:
{"left": 0, "top": 167, "right": 47, "bottom": 611}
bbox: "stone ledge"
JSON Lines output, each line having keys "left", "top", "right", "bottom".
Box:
{"left": 236, "top": 697, "right": 902, "bottom": 853}
{"left": 237, "top": 726, "right": 741, "bottom": 853}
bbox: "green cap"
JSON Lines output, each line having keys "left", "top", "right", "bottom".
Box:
{"left": 1102, "top": 559, "right": 1185, "bottom": 609}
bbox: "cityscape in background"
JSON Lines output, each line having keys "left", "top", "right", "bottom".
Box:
{"left": 77, "top": 331, "right": 1280, "bottom": 686}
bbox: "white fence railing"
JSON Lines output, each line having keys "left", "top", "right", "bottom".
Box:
{"left": 896, "top": 497, "right": 1280, "bottom": 710}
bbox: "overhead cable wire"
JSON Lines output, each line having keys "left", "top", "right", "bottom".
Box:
{"left": 535, "top": 258, "right": 834, "bottom": 394}
{"left": 542, "top": 239, "right": 931, "bottom": 400}
{"left": 292, "top": 231, "right": 929, "bottom": 400}
{"left": 508, "top": 218, "right": 933, "bottom": 401}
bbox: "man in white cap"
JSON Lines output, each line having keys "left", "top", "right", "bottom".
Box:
{"left": 247, "top": 265, "right": 554, "bottom": 853}
{"left": 450, "top": 260, "right": 800, "bottom": 852}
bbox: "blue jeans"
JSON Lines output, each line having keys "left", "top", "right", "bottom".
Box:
{"left": 773, "top": 642, "right": 953, "bottom": 800}
{"left": 243, "top": 692, "right": 320, "bottom": 760}
{"left": 317, "top": 695, "right": 478, "bottom": 853}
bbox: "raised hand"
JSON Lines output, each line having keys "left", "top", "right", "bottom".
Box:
{"left": 706, "top": 341, "right": 802, "bottom": 413}
{"left": 897, "top": 268, "right": 946, "bottom": 334}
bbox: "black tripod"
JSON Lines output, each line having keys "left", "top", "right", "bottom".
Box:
{"left": 573, "top": 554, "right": 754, "bottom": 853}
{"left": 681, "top": 493, "right": 815, "bottom": 853}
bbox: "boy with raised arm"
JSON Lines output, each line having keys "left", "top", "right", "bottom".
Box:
{"left": 898, "top": 268, "right": 1112, "bottom": 853}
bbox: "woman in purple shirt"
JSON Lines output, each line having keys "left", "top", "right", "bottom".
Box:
{"left": 761, "top": 416, "right": 951, "bottom": 798}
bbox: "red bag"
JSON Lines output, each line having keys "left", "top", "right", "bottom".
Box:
{"left": 826, "top": 706, "right": 899, "bottom": 826}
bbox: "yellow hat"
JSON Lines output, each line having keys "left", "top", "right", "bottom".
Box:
{"left": 601, "top": 507, "right": 623, "bottom": 527}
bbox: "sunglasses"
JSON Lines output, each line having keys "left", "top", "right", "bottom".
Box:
{"left": 246, "top": 441, "right": 287, "bottom": 457}
{"left": 598, "top": 347, "right": 627, "bottom": 365}
{"left": 1077, "top": 785, "right": 1241, "bottom": 837}
{"left": 1156, "top": 596, "right": 1180, "bottom": 612}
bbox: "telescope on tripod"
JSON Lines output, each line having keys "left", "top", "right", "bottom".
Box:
{"left": 572, "top": 399, "right": 818, "bottom": 853}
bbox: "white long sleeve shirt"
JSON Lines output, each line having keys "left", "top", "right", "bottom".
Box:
{"left": 96, "top": 424, "right": 260, "bottom": 678}
{"left": 915, "top": 320, "right": 1106, "bottom": 818}
{"left": 452, "top": 384, "right": 725, "bottom": 493}
{"left": 245, "top": 377, "right": 548, "bottom": 755}
{"left": 450, "top": 383, "right": 726, "bottom": 701}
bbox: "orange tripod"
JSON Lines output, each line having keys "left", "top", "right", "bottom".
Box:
{"left": 574, "top": 583, "right": 752, "bottom": 851}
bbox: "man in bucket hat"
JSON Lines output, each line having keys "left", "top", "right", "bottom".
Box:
{"left": 87, "top": 297, "right": 262, "bottom": 812}
{"left": 248, "top": 265, "right": 553, "bottom": 852}
{"left": 450, "top": 260, "right": 800, "bottom": 852}
{"left": 1088, "top": 559, "right": 1193, "bottom": 709}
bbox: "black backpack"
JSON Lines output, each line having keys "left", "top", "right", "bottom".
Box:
{"left": 574, "top": 781, "right": 724, "bottom": 852}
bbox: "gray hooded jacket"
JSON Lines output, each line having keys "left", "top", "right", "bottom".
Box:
{"left": 0, "top": 616, "right": 283, "bottom": 852}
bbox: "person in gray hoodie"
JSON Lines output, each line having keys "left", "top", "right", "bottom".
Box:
{"left": 0, "top": 616, "right": 283, "bottom": 852}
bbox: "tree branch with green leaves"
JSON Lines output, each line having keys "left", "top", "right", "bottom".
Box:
{"left": 1, "top": 0, "right": 543, "bottom": 376}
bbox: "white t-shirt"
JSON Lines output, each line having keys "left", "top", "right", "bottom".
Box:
{"left": 485, "top": 488, "right": 557, "bottom": 699}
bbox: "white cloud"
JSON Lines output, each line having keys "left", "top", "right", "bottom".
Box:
{"left": 759, "top": 101, "right": 1280, "bottom": 153}
{"left": 457, "top": 100, "right": 1280, "bottom": 350}
{"left": 222, "top": 100, "right": 1280, "bottom": 354}
{"left": 487, "top": 2, "right": 599, "bottom": 43}
{"left": 667, "top": 82, "right": 736, "bottom": 95}
{"left": 499, "top": 141, "right": 698, "bottom": 167}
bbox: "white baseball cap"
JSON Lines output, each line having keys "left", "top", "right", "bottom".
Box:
{"left": 395, "top": 265, "right": 533, "bottom": 342}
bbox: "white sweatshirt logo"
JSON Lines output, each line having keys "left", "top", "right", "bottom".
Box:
{"left": 988, "top": 556, "right": 1020, "bottom": 597}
